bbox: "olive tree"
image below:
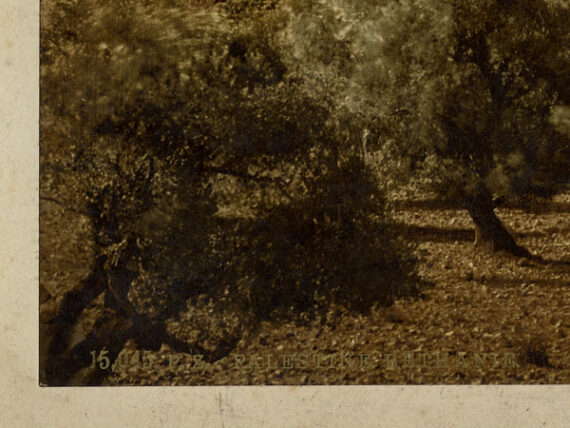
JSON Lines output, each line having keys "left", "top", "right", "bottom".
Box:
{"left": 40, "top": 0, "right": 421, "bottom": 384}
{"left": 281, "top": 0, "right": 570, "bottom": 256}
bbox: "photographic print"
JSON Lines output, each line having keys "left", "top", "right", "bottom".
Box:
{"left": 39, "top": 0, "right": 570, "bottom": 386}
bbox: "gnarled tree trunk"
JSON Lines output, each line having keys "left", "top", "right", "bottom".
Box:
{"left": 466, "top": 188, "right": 531, "bottom": 258}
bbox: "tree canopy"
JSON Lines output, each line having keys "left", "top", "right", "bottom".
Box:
{"left": 40, "top": 0, "right": 422, "bottom": 384}
{"left": 281, "top": 0, "right": 570, "bottom": 254}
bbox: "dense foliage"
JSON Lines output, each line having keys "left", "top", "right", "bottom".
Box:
{"left": 41, "top": 0, "right": 421, "bottom": 359}
{"left": 278, "top": 0, "right": 570, "bottom": 255}
{"left": 378, "top": 0, "right": 570, "bottom": 202}
{"left": 280, "top": 0, "right": 570, "bottom": 201}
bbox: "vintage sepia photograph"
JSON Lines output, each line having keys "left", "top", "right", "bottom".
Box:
{"left": 39, "top": 0, "right": 570, "bottom": 386}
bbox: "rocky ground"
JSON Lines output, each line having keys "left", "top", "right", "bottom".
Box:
{"left": 92, "top": 193, "right": 570, "bottom": 385}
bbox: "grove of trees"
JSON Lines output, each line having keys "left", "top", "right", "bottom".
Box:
{"left": 281, "top": 0, "right": 570, "bottom": 256}
{"left": 40, "top": 0, "right": 569, "bottom": 384}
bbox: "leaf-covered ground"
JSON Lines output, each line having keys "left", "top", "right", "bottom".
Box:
{"left": 96, "top": 193, "right": 570, "bottom": 385}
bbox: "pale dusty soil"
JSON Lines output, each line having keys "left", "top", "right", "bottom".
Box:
{"left": 97, "top": 193, "right": 570, "bottom": 385}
